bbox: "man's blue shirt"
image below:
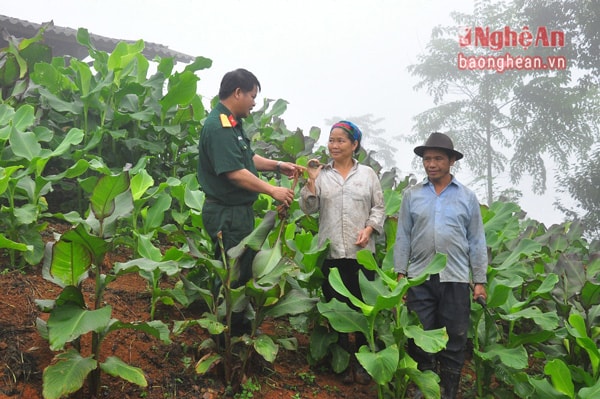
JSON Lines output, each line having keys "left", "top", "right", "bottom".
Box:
{"left": 393, "top": 176, "right": 488, "bottom": 284}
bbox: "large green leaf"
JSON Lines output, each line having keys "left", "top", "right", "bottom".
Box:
{"left": 90, "top": 172, "right": 130, "bottom": 221}
{"left": 308, "top": 325, "right": 338, "bottom": 361}
{"left": 544, "top": 359, "right": 574, "bottom": 397}
{"left": 383, "top": 188, "right": 402, "bottom": 216}
{"left": 252, "top": 241, "right": 283, "bottom": 278}
{"left": 70, "top": 59, "right": 92, "bottom": 96}
{"left": 0, "top": 165, "right": 22, "bottom": 195}
{"left": 31, "top": 62, "right": 77, "bottom": 93}
{"left": 254, "top": 334, "right": 279, "bottom": 363}
{"left": 13, "top": 203, "right": 37, "bottom": 225}
{"left": 144, "top": 192, "right": 171, "bottom": 231}
{"left": 184, "top": 187, "right": 204, "bottom": 211}
{"left": 551, "top": 252, "right": 588, "bottom": 302}
{"left": 108, "top": 40, "right": 144, "bottom": 78}
{"left": 134, "top": 233, "right": 163, "bottom": 261}
{"left": 195, "top": 353, "right": 222, "bottom": 375}
{"left": 246, "top": 278, "right": 281, "bottom": 309}
{"left": 54, "top": 285, "right": 86, "bottom": 308}
{"left": 264, "top": 288, "right": 318, "bottom": 318}
{"left": 60, "top": 223, "right": 109, "bottom": 265}
{"left": 160, "top": 70, "right": 199, "bottom": 115}
{"left": 106, "top": 320, "right": 172, "bottom": 344}
{"left": 317, "top": 298, "right": 369, "bottom": 335}
{"left": 173, "top": 316, "right": 225, "bottom": 337}
{"left": 10, "top": 128, "right": 42, "bottom": 161}
{"left": 228, "top": 210, "right": 277, "bottom": 259}
{"left": 42, "top": 349, "right": 97, "bottom": 399}
{"left": 356, "top": 344, "right": 399, "bottom": 385}
{"left": 44, "top": 159, "right": 91, "bottom": 181}
{"left": 182, "top": 56, "right": 212, "bottom": 73}
{"left": 10, "top": 104, "right": 35, "bottom": 131}
{"left": 113, "top": 258, "right": 180, "bottom": 277}
{"left": 0, "top": 104, "right": 16, "bottom": 126}
{"left": 566, "top": 313, "right": 600, "bottom": 376}
{"left": 529, "top": 377, "right": 571, "bottom": 399}
{"left": 292, "top": 234, "right": 329, "bottom": 275}
{"left": 477, "top": 343, "right": 529, "bottom": 369}
{"left": 265, "top": 98, "right": 288, "bottom": 118}
{"left": 580, "top": 281, "right": 600, "bottom": 310}
{"left": 0, "top": 56, "right": 19, "bottom": 88}
{"left": 42, "top": 239, "right": 91, "bottom": 287}
{"left": 130, "top": 169, "right": 154, "bottom": 201}
{"left": 178, "top": 273, "right": 217, "bottom": 310}
{"left": 47, "top": 304, "right": 112, "bottom": 350}
{"left": 0, "top": 233, "right": 31, "bottom": 252}
{"left": 406, "top": 367, "right": 440, "bottom": 399}
{"left": 327, "top": 267, "right": 372, "bottom": 315}
{"left": 579, "top": 378, "right": 600, "bottom": 399}
{"left": 532, "top": 273, "right": 559, "bottom": 297}
{"left": 282, "top": 130, "right": 306, "bottom": 156}
{"left": 356, "top": 250, "right": 403, "bottom": 296}
{"left": 330, "top": 344, "right": 351, "bottom": 373}
{"left": 51, "top": 127, "right": 84, "bottom": 157}
{"left": 37, "top": 87, "right": 83, "bottom": 114}
{"left": 100, "top": 356, "right": 147, "bottom": 387}
{"left": 499, "top": 306, "right": 560, "bottom": 331}
{"left": 405, "top": 325, "right": 448, "bottom": 354}
{"left": 496, "top": 238, "right": 542, "bottom": 270}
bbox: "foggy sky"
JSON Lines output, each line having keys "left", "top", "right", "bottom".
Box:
{"left": 1, "top": 0, "right": 570, "bottom": 225}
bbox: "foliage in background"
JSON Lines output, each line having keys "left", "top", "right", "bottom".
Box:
{"left": 407, "top": 0, "right": 599, "bottom": 224}
{"left": 555, "top": 145, "right": 600, "bottom": 240}
{"left": 467, "top": 201, "right": 600, "bottom": 399}
{"left": 0, "top": 25, "right": 211, "bottom": 267}
{"left": 1, "top": 17, "right": 599, "bottom": 399}
{"left": 36, "top": 170, "right": 171, "bottom": 399}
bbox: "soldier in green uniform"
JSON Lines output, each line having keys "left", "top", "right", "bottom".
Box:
{"left": 197, "top": 68, "right": 299, "bottom": 335}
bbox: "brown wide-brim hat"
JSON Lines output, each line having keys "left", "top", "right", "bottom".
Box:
{"left": 414, "top": 132, "right": 463, "bottom": 160}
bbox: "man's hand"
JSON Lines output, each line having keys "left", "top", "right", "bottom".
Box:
{"left": 225, "top": 168, "right": 294, "bottom": 206}
{"left": 279, "top": 161, "right": 304, "bottom": 178}
{"left": 473, "top": 283, "right": 487, "bottom": 303}
{"left": 271, "top": 186, "right": 294, "bottom": 207}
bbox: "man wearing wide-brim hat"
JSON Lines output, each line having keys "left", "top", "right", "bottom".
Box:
{"left": 394, "top": 132, "right": 488, "bottom": 399}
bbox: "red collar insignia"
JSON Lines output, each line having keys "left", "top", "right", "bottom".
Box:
{"left": 228, "top": 114, "right": 238, "bottom": 127}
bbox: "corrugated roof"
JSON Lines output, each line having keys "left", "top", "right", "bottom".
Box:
{"left": 0, "top": 14, "right": 194, "bottom": 63}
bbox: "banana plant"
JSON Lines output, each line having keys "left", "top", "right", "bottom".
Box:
{"left": 0, "top": 103, "right": 86, "bottom": 268}
{"left": 468, "top": 202, "right": 600, "bottom": 398}
{"left": 0, "top": 20, "right": 52, "bottom": 104}
{"left": 173, "top": 209, "right": 319, "bottom": 391}
{"left": 36, "top": 170, "right": 171, "bottom": 399}
{"left": 316, "top": 250, "right": 448, "bottom": 399}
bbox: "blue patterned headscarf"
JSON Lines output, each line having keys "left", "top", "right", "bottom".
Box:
{"left": 331, "top": 120, "right": 362, "bottom": 145}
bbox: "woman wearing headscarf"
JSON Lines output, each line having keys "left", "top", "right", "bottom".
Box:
{"left": 300, "top": 120, "right": 385, "bottom": 385}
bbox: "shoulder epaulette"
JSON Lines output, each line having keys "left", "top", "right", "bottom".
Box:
{"left": 220, "top": 114, "right": 238, "bottom": 128}
{"left": 220, "top": 114, "right": 232, "bottom": 128}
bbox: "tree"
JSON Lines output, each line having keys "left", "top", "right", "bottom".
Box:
{"left": 515, "top": 0, "right": 600, "bottom": 236}
{"left": 407, "top": 0, "right": 597, "bottom": 206}
{"left": 509, "top": 0, "right": 599, "bottom": 194}
{"left": 555, "top": 146, "right": 600, "bottom": 239}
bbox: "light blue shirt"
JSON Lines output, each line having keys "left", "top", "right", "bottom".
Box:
{"left": 393, "top": 176, "right": 488, "bottom": 284}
